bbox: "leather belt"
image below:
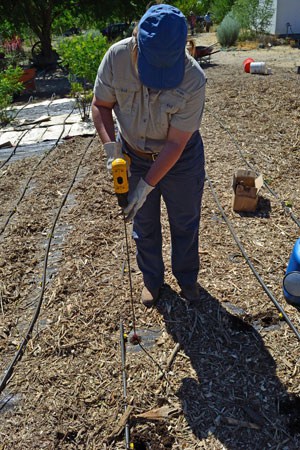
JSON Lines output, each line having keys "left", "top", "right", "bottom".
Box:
{"left": 123, "top": 140, "right": 159, "bottom": 161}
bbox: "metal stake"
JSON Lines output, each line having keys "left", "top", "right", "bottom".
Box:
{"left": 120, "top": 321, "right": 130, "bottom": 449}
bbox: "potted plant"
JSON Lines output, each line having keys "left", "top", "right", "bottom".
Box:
{"left": 1, "top": 35, "right": 36, "bottom": 92}
{"left": 0, "top": 65, "right": 24, "bottom": 124}
{"left": 18, "top": 67, "right": 36, "bottom": 91}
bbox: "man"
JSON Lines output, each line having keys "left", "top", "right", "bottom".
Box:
{"left": 204, "top": 12, "right": 213, "bottom": 32}
{"left": 188, "top": 11, "right": 197, "bottom": 36}
{"left": 92, "top": 4, "right": 206, "bottom": 307}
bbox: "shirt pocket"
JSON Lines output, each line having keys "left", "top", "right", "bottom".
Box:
{"left": 158, "top": 88, "right": 191, "bottom": 129}
{"left": 112, "top": 80, "right": 140, "bottom": 115}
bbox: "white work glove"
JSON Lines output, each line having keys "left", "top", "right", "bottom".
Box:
{"left": 103, "top": 142, "right": 131, "bottom": 176}
{"left": 103, "top": 142, "right": 123, "bottom": 173}
{"left": 124, "top": 178, "right": 154, "bottom": 222}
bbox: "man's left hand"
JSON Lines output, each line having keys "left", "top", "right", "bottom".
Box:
{"left": 124, "top": 178, "right": 154, "bottom": 222}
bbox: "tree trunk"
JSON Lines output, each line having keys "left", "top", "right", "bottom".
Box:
{"left": 37, "top": 31, "right": 53, "bottom": 58}
{"left": 28, "top": 4, "right": 59, "bottom": 67}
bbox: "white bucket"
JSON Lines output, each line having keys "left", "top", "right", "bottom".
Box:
{"left": 250, "top": 62, "right": 267, "bottom": 74}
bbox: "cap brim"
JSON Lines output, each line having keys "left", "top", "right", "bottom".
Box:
{"left": 138, "top": 49, "right": 185, "bottom": 90}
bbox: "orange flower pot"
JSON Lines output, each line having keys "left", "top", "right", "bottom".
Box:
{"left": 19, "top": 68, "right": 36, "bottom": 91}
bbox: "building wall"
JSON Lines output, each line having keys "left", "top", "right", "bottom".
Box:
{"left": 267, "top": 0, "right": 277, "bottom": 34}
{"left": 267, "top": 0, "right": 300, "bottom": 35}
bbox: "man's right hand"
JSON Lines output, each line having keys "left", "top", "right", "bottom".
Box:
{"left": 103, "top": 142, "right": 123, "bottom": 173}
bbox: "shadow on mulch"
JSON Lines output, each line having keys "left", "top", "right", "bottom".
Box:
{"left": 154, "top": 285, "right": 300, "bottom": 449}
{"left": 130, "top": 423, "right": 174, "bottom": 449}
{"left": 235, "top": 196, "right": 272, "bottom": 219}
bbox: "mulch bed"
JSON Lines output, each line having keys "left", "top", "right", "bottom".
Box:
{"left": 1, "top": 61, "right": 300, "bottom": 449}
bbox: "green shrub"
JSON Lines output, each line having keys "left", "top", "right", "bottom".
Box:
{"left": 0, "top": 66, "right": 24, "bottom": 124}
{"left": 70, "top": 81, "right": 93, "bottom": 122}
{"left": 217, "top": 12, "right": 240, "bottom": 47}
{"left": 238, "top": 29, "right": 257, "bottom": 42}
{"left": 57, "top": 30, "right": 109, "bottom": 85}
{"left": 57, "top": 30, "right": 109, "bottom": 121}
{"left": 52, "top": 10, "right": 82, "bottom": 35}
{"left": 233, "top": 0, "right": 274, "bottom": 34}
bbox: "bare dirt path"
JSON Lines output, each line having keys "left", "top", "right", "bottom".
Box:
{"left": 197, "top": 31, "right": 300, "bottom": 69}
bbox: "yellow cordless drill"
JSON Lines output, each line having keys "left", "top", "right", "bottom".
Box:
{"left": 111, "top": 157, "right": 129, "bottom": 208}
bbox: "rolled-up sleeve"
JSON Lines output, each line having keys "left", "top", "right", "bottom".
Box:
{"left": 170, "top": 64, "right": 206, "bottom": 133}
{"left": 93, "top": 49, "right": 116, "bottom": 103}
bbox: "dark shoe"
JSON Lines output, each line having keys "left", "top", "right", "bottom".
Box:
{"left": 141, "top": 285, "right": 160, "bottom": 308}
{"left": 180, "top": 283, "right": 201, "bottom": 302}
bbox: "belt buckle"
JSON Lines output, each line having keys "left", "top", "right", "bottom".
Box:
{"left": 151, "top": 153, "right": 159, "bottom": 161}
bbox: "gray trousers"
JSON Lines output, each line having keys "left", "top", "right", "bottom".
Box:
{"left": 126, "top": 131, "right": 205, "bottom": 292}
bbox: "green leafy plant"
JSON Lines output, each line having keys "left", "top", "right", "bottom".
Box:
{"left": 52, "top": 9, "right": 82, "bottom": 35}
{"left": 211, "top": 0, "right": 235, "bottom": 24}
{"left": 217, "top": 11, "right": 240, "bottom": 47}
{"left": 57, "top": 30, "right": 109, "bottom": 121}
{"left": 233, "top": 0, "right": 274, "bottom": 34}
{"left": 0, "top": 65, "right": 24, "bottom": 124}
{"left": 173, "top": 0, "right": 202, "bottom": 16}
{"left": 70, "top": 81, "right": 94, "bottom": 122}
{"left": 0, "top": 19, "right": 17, "bottom": 40}
{"left": 238, "top": 28, "right": 257, "bottom": 41}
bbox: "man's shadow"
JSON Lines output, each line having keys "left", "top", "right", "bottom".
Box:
{"left": 156, "top": 285, "right": 300, "bottom": 450}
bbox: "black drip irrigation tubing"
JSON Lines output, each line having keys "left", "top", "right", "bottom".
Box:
{"left": 0, "top": 96, "right": 51, "bottom": 167}
{"left": 10, "top": 96, "right": 34, "bottom": 122}
{"left": 206, "top": 107, "right": 300, "bottom": 229}
{"left": 0, "top": 96, "right": 75, "bottom": 173}
{"left": 0, "top": 133, "right": 96, "bottom": 394}
{"left": 120, "top": 225, "right": 183, "bottom": 395}
{"left": 0, "top": 96, "right": 34, "bottom": 132}
{"left": 46, "top": 93, "right": 57, "bottom": 116}
{"left": 117, "top": 322, "right": 178, "bottom": 450}
{"left": 0, "top": 102, "right": 77, "bottom": 236}
{"left": 0, "top": 97, "right": 45, "bottom": 171}
{"left": 0, "top": 128, "right": 30, "bottom": 170}
{"left": 206, "top": 173, "right": 300, "bottom": 342}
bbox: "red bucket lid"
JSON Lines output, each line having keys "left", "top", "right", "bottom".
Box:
{"left": 243, "top": 58, "right": 255, "bottom": 73}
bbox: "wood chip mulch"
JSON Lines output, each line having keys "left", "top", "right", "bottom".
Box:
{"left": 0, "top": 61, "right": 300, "bottom": 449}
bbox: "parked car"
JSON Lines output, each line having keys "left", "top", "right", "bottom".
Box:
{"left": 101, "top": 23, "right": 130, "bottom": 41}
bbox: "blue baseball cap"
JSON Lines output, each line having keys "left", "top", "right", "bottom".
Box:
{"left": 137, "top": 4, "right": 188, "bottom": 90}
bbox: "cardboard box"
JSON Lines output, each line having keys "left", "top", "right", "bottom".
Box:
{"left": 232, "top": 169, "right": 263, "bottom": 212}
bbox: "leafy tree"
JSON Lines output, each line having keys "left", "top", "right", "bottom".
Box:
{"left": 83, "top": 0, "right": 150, "bottom": 25}
{"left": 52, "top": 10, "right": 89, "bottom": 36}
{"left": 232, "top": 0, "right": 274, "bottom": 33}
{"left": 0, "top": 20, "right": 19, "bottom": 40}
{"left": 0, "top": 0, "right": 151, "bottom": 65}
{"left": 0, "top": 1, "right": 75, "bottom": 61}
{"left": 211, "top": 0, "right": 235, "bottom": 23}
{"left": 172, "top": 0, "right": 203, "bottom": 16}
{"left": 198, "top": 0, "right": 214, "bottom": 14}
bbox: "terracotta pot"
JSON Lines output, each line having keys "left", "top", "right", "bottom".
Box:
{"left": 19, "top": 68, "right": 36, "bottom": 91}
